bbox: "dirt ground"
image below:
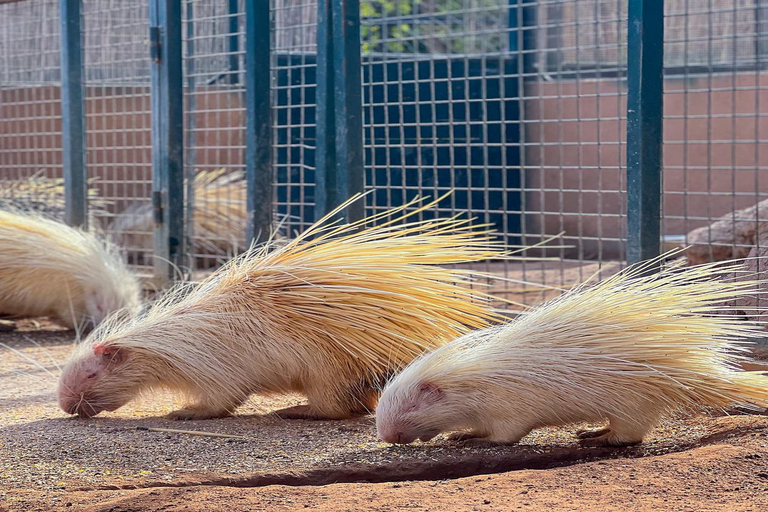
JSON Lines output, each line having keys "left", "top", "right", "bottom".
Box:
{"left": 2, "top": 318, "right": 768, "bottom": 512}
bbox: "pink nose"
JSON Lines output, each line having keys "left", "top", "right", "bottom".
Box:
{"left": 381, "top": 431, "right": 417, "bottom": 444}
{"left": 58, "top": 395, "right": 102, "bottom": 418}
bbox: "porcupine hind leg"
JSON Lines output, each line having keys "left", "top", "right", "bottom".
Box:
{"left": 577, "top": 415, "right": 657, "bottom": 447}
{"left": 275, "top": 382, "right": 379, "bottom": 420}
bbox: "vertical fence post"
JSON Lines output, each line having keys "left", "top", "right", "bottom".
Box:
{"left": 245, "top": 0, "right": 273, "bottom": 244}
{"left": 185, "top": 2, "right": 197, "bottom": 250}
{"left": 626, "top": 0, "right": 663, "bottom": 265}
{"left": 59, "top": 0, "right": 87, "bottom": 228}
{"left": 508, "top": 0, "right": 538, "bottom": 76}
{"left": 149, "top": 0, "right": 184, "bottom": 284}
{"left": 228, "top": 0, "right": 240, "bottom": 85}
{"left": 315, "top": 0, "right": 335, "bottom": 223}
{"left": 315, "top": 0, "right": 365, "bottom": 223}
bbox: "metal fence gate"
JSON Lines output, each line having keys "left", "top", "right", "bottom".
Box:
{"left": 2, "top": 0, "right": 768, "bottom": 307}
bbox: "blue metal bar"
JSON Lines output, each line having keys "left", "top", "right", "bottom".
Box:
{"left": 315, "top": 0, "right": 364, "bottom": 223}
{"left": 59, "top": 0, "right": 87, "bottom": 228}
{"left": 185, "top": 0, "right": 197, "bottom": 248}
{"left": 149, "top": 0, "right": 185, "bottom": 283}
{"left": 332, "top": 0, "right": 364, "bottom": 221}
{"left": 315, "top": 0, "right": 334, "bottom": 223}
{"left": 626, "top": 0, "right": 664, "bottom": 265}
{"left": 508, "top": 0, "right": 538, "bottom": 76}
{"left": 245, "top": 0, "right": 272, "bottom": 244}
{"left": 228, "top": 0, "right": 240, "bottom": 85}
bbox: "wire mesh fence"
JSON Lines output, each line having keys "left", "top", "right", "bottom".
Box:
{"left": 663, "top": 0, "right": 768, "bottom": 267}
{"left": 0, "top": 0, "right": 64, "bottom": 217}
{"left": 81, "top": 0, "right": 153, "bottom": 273}
{"left": 182, "top": 0, "right": 248, "bottom": 269}
{"left": 272, "top": 0, "right": 318, "bottom": 237}
{"left": 1, "top": 0, "right": 768, "bottom": 304}
{"left": 357, "top": 0, "right": 629, "bottom": 305}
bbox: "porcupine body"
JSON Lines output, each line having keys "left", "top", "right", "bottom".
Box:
{"left": 377, "top": 258, "right": 768, "bottom": 446}
{"left": 0, "top": 209, "right": 140, "bottom": 329}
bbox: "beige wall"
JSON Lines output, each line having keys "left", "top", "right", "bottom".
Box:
{"left": 4, "top": 75, "right": 768, "bottom": 259}
{"left": 0, "top": 86, "right": 244, "bottom": 214}
{"left": 525, "top": 73, "right": 768, "bottom": 258}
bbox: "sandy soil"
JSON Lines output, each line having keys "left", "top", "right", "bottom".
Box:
{"left": 2, "top": 318, "right": 768, "bottom": 511}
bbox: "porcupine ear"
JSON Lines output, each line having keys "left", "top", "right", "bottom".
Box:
{"left": 419, "top": 382, "right": 444, "bottom": 400}
{"left": 93, "top": 343, "right": 127, "bottom": 364}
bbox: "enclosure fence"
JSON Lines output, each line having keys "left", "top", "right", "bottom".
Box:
{"left": 2, "top": 0, "right": 767, "bottom": 307}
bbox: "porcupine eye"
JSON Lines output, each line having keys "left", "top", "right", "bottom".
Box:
{"left": 85, "top": 372, "right": 97, "bottom": 379}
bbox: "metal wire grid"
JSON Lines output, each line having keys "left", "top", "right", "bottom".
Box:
{"left": 5, "top": 0, "right": 763, "bottom": 290}
{"left": 81, "top": 0, "right": 153, "bottom": 273}
{"left": 663, "top": 0, "right": 768, "bottom": 264}
{"left": 183, "top": 0, "right": 248, "bottom": 269}
{"left": 271, "top": 0, "right": 318, "bottom": 237}
{"left": 359, "top": 0, "right": 628, "bottom": 306}
{"left": 526, "top": 0, "right": 628, "bottom": 270}
{"left": 0, "top": 0, "right": 64, "bottom": 217}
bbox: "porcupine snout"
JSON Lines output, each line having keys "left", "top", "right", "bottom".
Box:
{"left": 57, "top": 343, "right": 135, "bottom": 418}
{"left": 376, "top": 380, "right": 445, "bottom": 444}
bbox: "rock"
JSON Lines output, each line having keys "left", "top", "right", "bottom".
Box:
{"left": 686, "top": 199, "right": 768, "bottom": 265}
{"left": 727, "top": 236, "right": 768, "bottom": 359}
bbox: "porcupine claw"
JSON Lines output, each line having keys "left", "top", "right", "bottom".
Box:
{"left": 574, "top": 426, "right": 611, "bottom": 439}
{"left": 273, "top": 404, "right": 359, "bottom": 421}
{"left": 447, "top": 431, "right": 486, "bottom": 442}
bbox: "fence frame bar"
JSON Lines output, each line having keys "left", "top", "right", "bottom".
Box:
{"left": 508, "top": 0, "right": 538, "bottom": 76}
{"left": 228, "top": 0, "right": 240, "bottom": 85}
{"left": 315, "top": 0, "right": 365, "bottom": 223}
{"left": 149, "top": 0, "right": 185, "bottom": 283}
{"left": 626, "top": 0, "right": 664, "bottom": 265}
{"left": 245, "top": 0, "right": 273, "bottom": 244}
{"left": 59, "top": 0, "right": 87, "bottom": 228}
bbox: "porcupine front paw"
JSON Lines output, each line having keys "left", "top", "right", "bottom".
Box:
{"left": 447, "top": 431, "right": 520, "bottom": 447}
{"left": 273, "top": 404, "right": 360, "bottom": 420}
{"left": 576, "top": 428, "right": 643, "bottom": 447}
{"left": 167, "top": 406, "right": 232, "bottom": 420}
{"left": 447, "top": 431, "right": 486, "bottom": 442}
{"left": 574, "top": 426, "right": 611, "bottom": 439}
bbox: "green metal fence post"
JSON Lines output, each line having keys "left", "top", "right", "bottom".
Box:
{"left": 228, "top": 0, "right": 240, "bottom": 85}
{"left": 315, "top": 0, "right": 335, "bottom": 223}
{"left": 149, "top": 0, "right": 185, "bottom": 283}
{"left": 626, "top": 0, "right": 664, "bottom": 265}
{"left": 245, "top": 0, "right": 272, "bottom": 244}
{"left": 508, "top": 0, "right": 538, "bottom": 76}
{"left": 59, "top": 0, "right": 87, "bottom": 229}
{"left": 315, "top": 0, "right": 365, "bottom": 223}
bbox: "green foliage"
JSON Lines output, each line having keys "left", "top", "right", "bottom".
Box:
{"left": 361, "top": 0, "right": 418, "bottom": 54}
{"left": 361, "top": 0, "right": 507, "bottom": 55}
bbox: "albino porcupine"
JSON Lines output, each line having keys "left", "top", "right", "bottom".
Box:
{"left": 0, "top": 209, "right": 141, "bottom": 330}
{"left": 109, "top": 169, "right": 264, "bottom": 263}
{"left": 0, "top": 173, "right": 108, "bottom": 223}
{"left": 376, "top": 257, "right": 768, "bottom": 447}
{"left": 57, "top": 194, "right": 520, "bottom": 420}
